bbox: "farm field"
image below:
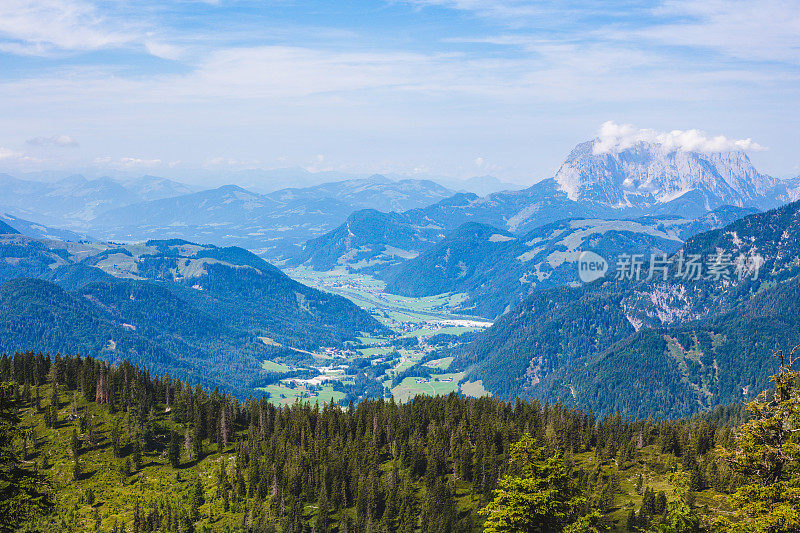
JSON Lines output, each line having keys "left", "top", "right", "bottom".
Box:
{"left": 285, "top": 266, "right": 490, "bottom": 327}
{"left": 390, "top": 372, "right": 466, "bottom": 402}
{"left": 248, "top": 267, "right": 497, "bottom": 406}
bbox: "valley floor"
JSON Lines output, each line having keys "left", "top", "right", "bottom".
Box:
{"left": 255, "top": 267, "right": 494, "bottom": 406}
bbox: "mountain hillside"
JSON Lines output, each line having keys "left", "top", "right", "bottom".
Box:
{"left": 0, "top": 236, "right": 388, "bottom": 395}
{"left": 452, "top": 200, "right": 800, "bottom": 417}
{"left": 0, "top": 218, "right": 19, "bottom": 235}
{"left": 1, "top": 213, "right": 92, "bottom": 241}
{"left": 0, "top": 278, "right": 269, "bottom": 394}
{"left": 297, "top": 209, "right": 444, "bottom": 274}
{"left": 383, "top": 207, "right": 754, "bottom": 318}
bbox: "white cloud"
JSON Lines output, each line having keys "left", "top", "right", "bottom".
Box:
{"left": 404, "top": 0, "right": 563, "bottom": 21}
{"left": 144, "top": 40, "right": 184, "bottom": 61}
{"left": 0, "top": 147, "right": 40, "bottom": 164}
{"left": 0, "top": 0, "right": 184, "bottom": 59}
{"left": 26, "top": 134, "right": 78, "bottom": 147}
{"left": 592, "top": 121, "right": 766, "bottom": 155}
{"left": 0, "top": 0, "right": 136, "bottom": 54}
{"left": 645, "top": 0, "right": 800, "bottom": 65}
{"left": 93, "top": 156, "right": 162, "bottom": 168}
{"left": 0, "top": 147, "right": 22, "bottom": 160}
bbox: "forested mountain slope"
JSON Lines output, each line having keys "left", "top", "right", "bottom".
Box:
{"left": 382, "top": 213, "right": 749, "bottom": 318}
{"left": 454, "top": 200, "right": 800, "bottom": 417}
{"left": 391, "top": 209, "right": 758, "bottom": 318}
{"left": 3, "top": 351, "right": 768, "bottom": 532}
{"left": 0, "top": 237, "right": 387, "bottom": 396}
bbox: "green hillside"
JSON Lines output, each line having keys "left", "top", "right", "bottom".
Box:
{"left": 455, "top": 200, "right": 800, "bottom": 417}
{"left": 8, "top": 350, "right": 793, "bottom": 532}
{"left": 0, "top": 238, "right": 389, "bottom": 398}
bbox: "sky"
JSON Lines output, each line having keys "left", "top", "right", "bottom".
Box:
{"left": 0, "top": 0, "right": 798, "bottom": 186}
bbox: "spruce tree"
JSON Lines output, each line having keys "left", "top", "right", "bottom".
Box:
{"left": 315, "top": 481, "right": 332, "bottom": 533}
{"left": 168, "top": 430, "right": 180, "bottom": 468}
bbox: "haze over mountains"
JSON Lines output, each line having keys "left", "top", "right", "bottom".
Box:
{"left": 2, "top": 132, "right": 800, "bottom": 417}
{"left": 0, "top": 174, "right": 194, "bottom": 227}
{"left": 291, "top": 140, "right": 794, "bottom": 304}
{"left": 87, "top": 176, "right": 456, "bottom": 257}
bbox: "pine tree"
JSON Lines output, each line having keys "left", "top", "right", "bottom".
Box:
{"left": 480, "top": 434, "right": 585, "bottom": 532}
{"left": 168, "top": 430, "right": 180, "bottom": 468}
{"left": 71, "top": 428, "right": 80, "bottom": 458}
{"left": 421, "top": 477, "right": 456, "bottom": 533}
{"left": 626, "top": 508, "right": 637, "bottom": 530}
{"left": 315, "top": 481, "right": 332, "bottom": 533}
{"left": 112, "top": 420, "right": 122, "bottom": 458}
{"left": 713, "top": 348, "right": 800, "bottom": 531}
{"left": 120, "top": 458, "right": 131, "bottom": 484}
{"left": 0, "top": 383, "right": 51, "bottom": 528}
{"left": 72, "top": 457, "right": 82, "bottom": 481}
{"left": 132, "top": 439, "right": 142, "bottom": 472}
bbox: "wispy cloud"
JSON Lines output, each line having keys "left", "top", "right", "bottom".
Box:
{"left": 0, "top": 147, "right": 22, "bottom": 160}
{"left": 0, "top": 0, "right": 184, "bottom": 59}
{"left": 0, "top": 147, "right": 38, "bottom": 164}
{"left": 645, "top": 0, "right": 800, "bottom": 64}
{"left": 26, "top": 134, "right": 79, "bottom": 147}
{"left": 0, "top": 0, "right": 137, "bottom": 55}
{"left": 93, "top": 156, "right": 162, "bottom": 168}
{"left": 0, "top": 0, "right": 796, "bottom": 179}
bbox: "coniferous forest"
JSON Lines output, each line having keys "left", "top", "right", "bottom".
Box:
{"left": 3, "top": 348, "right": 800, "bottom": 532}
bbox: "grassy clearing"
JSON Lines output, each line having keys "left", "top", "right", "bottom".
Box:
{"left": 423, "top": 357, "right": 454, "bottom": 371}
{"left": 257, "top": 382, "right": 345, "bottom": 407}
{"left": 390, "top": 373, "right": 465, "bottom": 402}
{"left": 358, "top": 346, "right": 395, "bottom": 358}
{"left": 460, "top": 380, "right": 491, "bottom": 398}
{"left": 261, "top": 359, "right": 291, "bottom": 373}
{"left": 356, "top": 335, "right": 384, "bottom": 346}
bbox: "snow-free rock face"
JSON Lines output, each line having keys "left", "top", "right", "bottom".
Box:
{"left": 554, "top": 141, "right": 777, "bottom": 212}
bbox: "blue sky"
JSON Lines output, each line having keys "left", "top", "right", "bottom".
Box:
{"left": 0, "top": 0, "right": 798, "bottom": 185}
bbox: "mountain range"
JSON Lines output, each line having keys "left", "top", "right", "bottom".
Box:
{"left": 450, "top": 199, "right": 800, "bottom": 418}
{"left": 3, "top": 133, "right": 800, "bottom": 418}
{"left": 0, "top": 230, "right": 386, "bottom": 396}
{"left": 85, "top": 176, "right": 456, "bottom": 258}
{"left": 0, "top": 173, "right": 194, "bottom": 227}
{"left": 292, "top": 142, "right": 793, "bottom": 303}
{"left": 382, "top": 206, "right": 756, "bottom": 318}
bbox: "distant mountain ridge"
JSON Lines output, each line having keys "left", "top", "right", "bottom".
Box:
{"left": 450, "top": 199, "right": 800, "bottom": 418}
{"left": 0, "top": 173, "right": 194, "bottom": 227}
{"left": 1, "top": 212, "right": 92, "bottom": 242}
{"left": 294, "top": 140, "right": 791, "bottom": 277}
{"left": 87, "top": 176, "right": 457, "bottom": 258}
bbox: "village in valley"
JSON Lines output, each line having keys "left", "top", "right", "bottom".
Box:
{"left": 256, "top": 267, "right": 493, "bottom": 405}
